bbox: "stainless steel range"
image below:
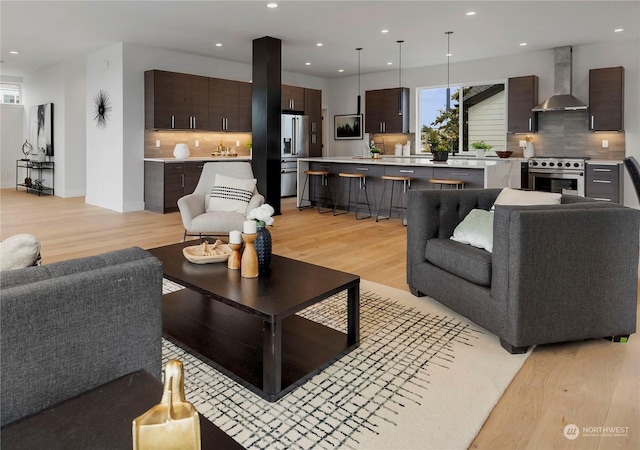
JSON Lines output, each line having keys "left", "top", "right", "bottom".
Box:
{"left": 528, "top": 156, "right": 589, "bottom": 196}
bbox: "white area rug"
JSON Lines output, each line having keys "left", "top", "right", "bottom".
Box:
{"left": 162, "top": 279, "right": 530, "bottom": 450}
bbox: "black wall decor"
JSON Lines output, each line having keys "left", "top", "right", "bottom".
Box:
{"left": 93, "top": 90, "right": 112, "bottom": 128}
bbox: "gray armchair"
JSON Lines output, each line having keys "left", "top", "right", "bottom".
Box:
{"left": 178, "top": 161, "right": 265, "bottom": 241}
{"left": 407, "top": 188, "right": 639, "bottom": 353}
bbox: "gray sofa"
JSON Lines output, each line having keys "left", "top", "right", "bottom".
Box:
{"left": 407, "top": 188, "right": 639, "bottom": 353}
{"left": 1, "top": 247, "right": 163, "bottom": 427}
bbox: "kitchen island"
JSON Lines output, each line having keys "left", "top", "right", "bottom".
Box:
{"left": 297, "top": 156, "right": 519, "bottom": 213}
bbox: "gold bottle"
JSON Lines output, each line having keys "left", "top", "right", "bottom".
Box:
{"left": 132, "top": 359, "right": 201, "bottom": 450}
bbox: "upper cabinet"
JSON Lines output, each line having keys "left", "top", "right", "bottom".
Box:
{"left": 145, "top": 70, "right": 208, "bottom": 130}
{"left": 365, "top": 87, "right": 410, "bottom": 134}
{"left": 589, "top": 66, "right": 624, "bottom": 131}
{"left": 282, "top": 85, "right": 305, "bottom": 112}
{"left": 507, "top": 75, "right": 538, "bottom": 133}
{"left": 209, "top": 78, "right": 252, "bottom": 132}
{"left": 304, "top": 88, "right": 322, "bottom": 157}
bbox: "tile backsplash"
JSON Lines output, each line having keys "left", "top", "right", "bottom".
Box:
{"left": 144, "top": 131, "right": 252, "bottom": 158}
{"left": 506, "top": 110, "right": 625, "bottom": 160}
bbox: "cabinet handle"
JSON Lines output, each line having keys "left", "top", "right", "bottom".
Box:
{"left": 528, "top": 118, "right": 532, "bottom": 131}
{"left": 593, "top": 197, "right": 612, "bottom": 202}
{"left": 397, "top": 91, "right": 403, "bottom": 115}
{"left": 591, "top": 115, "right": 595, "bottom": 129}
{"left": 356, "top": 167, "right": 369, "bottom": 171}
{"left": 593, "top": 168, "right": 612, "bottom": 172}
{"left": 311, "top": 134, "right": 317, "bottom": 144}
{"left": 171, "top": 115, "right": 175, "bottom": 129}
{"left": 399, "top": 170, "right": 415, "bottom": 173}
{"left": 181, "top": 174, "right": 184, "bottom": 188}
{"left": 592, "top": 180, "right": 612, "bottom": 184}
{"left": 311, "top": 122, "right": 317, "bottom": 133}
{"left": 193, "top": 116, "right": 196, "bottom": 129}
{"left": 451, "top": 172, "right": 470, "bottom": 176}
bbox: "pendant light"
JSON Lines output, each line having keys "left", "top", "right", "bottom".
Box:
{"left": 445, "top": 31, "right": 453, "bottom": 111}
{"left": 397, "top": 40, "right": 404, "bottom": 115}
{"left": 356, "top": 47, "right": 363, "bottom": 115}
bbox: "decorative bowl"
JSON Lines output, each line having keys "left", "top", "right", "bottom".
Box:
{"left": 183, "top": 242, "right": 232, "bottom": 264}
{"left": 495, "top": 151, "right": 513, "bottom": 158}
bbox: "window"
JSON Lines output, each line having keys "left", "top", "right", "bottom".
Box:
{"left": 418, "top": 81, "right": 505, "bottom": 154}
{"left": 1, "top": 83, "right": 21, "bottom": 104}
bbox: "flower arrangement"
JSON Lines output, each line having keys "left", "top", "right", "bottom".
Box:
{"left": 246, "top": 204, "right": 275, "bottom": 227}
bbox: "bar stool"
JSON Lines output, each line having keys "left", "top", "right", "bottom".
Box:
{"left": 376, "top": 175, "right": 411, "bottom": 225}
{"left": 299, "top": 170, "right": 333, "bottom": 213}
{"left": 429, "top": 178, "right": 465, "bottom": 189}
{"left": 333, "top": 172, "right": 372, "bottom": 219}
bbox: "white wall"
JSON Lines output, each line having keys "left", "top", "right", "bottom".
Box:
{"left": 0, "top": 104, "right": 24, "bottom": 188}
{"left": 85, "top": 44, "right": 126, "bottom": 212}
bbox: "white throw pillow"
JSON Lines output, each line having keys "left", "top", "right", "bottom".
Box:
{"left": 451, "top": 209, "right": 494, "bottom": 253}
{"left": 207, "top": 173, "right": 257, "bottom": 213}
{"left": 0, "top": 234, "right": 41, "bottom": 271}
{"left": 493, "top": 187, "right": 562, "bottom": 207}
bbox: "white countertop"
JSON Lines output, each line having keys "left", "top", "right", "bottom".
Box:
{"left": 299, "top": 156, "right": 512, "bottom": 168}
{"left": 144, "top": 156, "right": 251, "bottom": 163}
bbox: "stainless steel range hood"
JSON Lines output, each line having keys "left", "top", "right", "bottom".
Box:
{"left": 532, "top": 46, "right": 588, "bottom": 112}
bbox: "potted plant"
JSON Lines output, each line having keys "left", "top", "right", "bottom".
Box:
{"left": 370, "top": 147, "right": 381, "bottom": 159}
{"left": 471, "top": 141, "right": 492, "bottom": 158}
{"left": 429, "top": 134, "right": 450, "bottom": 162}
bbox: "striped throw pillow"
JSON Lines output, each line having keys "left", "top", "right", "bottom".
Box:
{"left": 207, "top": 174, "right": 257, "bottom": 213}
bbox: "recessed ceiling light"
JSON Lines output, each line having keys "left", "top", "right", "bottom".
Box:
{"left": 9, "top": 50, "right": 19, "bottom": 55}
{"left": 446, "top": 53, "right": 452, "bottom": 57}
{"left": 519, "top": 42, "right": 527, "bottom": 46}
{"left": 387, "top": 62, "right": 393, "bottom": 66}
{"left": 305, "top": 62, "right": 311, "bottom": 66}
{"left": 266, "top": 3, "right": 278, "bottom": 9}
{"left": 338, "top": 69, "right": 344, "bottom": 73}
{"left": 466, "top": 11, "right": 476, "bottom": 16}
{"left": 215, "top": 43, "right": 222, "bottom": 47}
{"left": 316, "top": 43, "right": 323, "bottom": 47}
{"left": 614, "top": 28, "right": 624, "bottom": 32}
{"left": 381, "top": 29, "right": 389, "bottom": 34}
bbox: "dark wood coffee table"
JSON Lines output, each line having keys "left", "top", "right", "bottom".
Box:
{"left": 0, "top": 370, "right": 243, "bottom": 449}
{"left": 148, "top": 241, "right": 360, "bottom": 402}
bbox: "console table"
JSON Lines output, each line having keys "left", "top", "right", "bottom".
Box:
{"left": 16, "top": 159, "right": 55, "bottom": 196}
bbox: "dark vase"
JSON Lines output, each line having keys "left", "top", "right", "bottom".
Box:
{"left": 254, "top": 225, "right": 272, "bottom": 273}
{"left": 433, "top": 151, "right": 449, "bottom": 162}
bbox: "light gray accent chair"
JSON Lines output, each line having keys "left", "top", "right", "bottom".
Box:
{"left": 1, "top": 247, "right": 163, "bottom": 427}
{"left": 407, "top": 188, "right": 639, "bottom": 354}
{"left": 178, "top": 161, "right": 265, "bottom": 241}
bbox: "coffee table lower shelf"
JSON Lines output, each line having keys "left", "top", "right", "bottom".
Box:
{"left": 163, "top": 289, "right": 358, "bottom": 402}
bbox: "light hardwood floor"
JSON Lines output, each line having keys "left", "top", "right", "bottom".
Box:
{"left": 1, "top": 188, "right": 638, "bottom": 449}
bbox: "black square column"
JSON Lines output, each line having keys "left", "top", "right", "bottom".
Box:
{"left": 252, "top": 36, "right": 282, "bottom": 215}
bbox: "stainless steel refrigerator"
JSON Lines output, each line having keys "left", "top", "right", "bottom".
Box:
{"left": 281, "top": 114, "right": 309, "bottom": 197}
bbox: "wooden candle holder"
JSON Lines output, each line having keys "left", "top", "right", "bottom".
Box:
{"left": 240, "top": 233, "right": 258, "bottom": 278}
{"left": 227, "top": 242, "right": 242, "bottom": 270}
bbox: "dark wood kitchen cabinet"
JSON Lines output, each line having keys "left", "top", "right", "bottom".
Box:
{"left": 305, "top": 88, "right": 322, "bottom": 157}
{"left": 209, "top": 78, "right": 252, "bottom": 132}
{"left": 365, "top": 87, "right": 410, "bottom": 134}
{"left": 508, "top": 75, "right": 538, "bottom": 133}
{"left": 589, "top": 66, "right": 624, "bottom": 131}
{"left": 145, "top": 70, "right": 208, "bottom": 130}
{"left": 586, "top": 162, "right": 622, "bottom": 203}
{"left": 144, "top": 161, "right": 205, "bottom": 213}
{"left": 282, "top": 84, "right": 305, "bottom": 111}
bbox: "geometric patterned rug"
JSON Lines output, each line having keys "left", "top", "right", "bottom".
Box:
{"left": 162, "top": 279, "right": 530, "bottom": 450}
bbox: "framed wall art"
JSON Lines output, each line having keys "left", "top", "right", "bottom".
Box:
{"left": 334, "top": 114, "right": 363, "bottom": 140}
{"left": 29, "top": 103, "right": 53, "bottom": 157}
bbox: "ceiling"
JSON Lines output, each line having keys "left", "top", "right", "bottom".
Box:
{"left": 1, "top": 1, "right": 638, "bottom": 79}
